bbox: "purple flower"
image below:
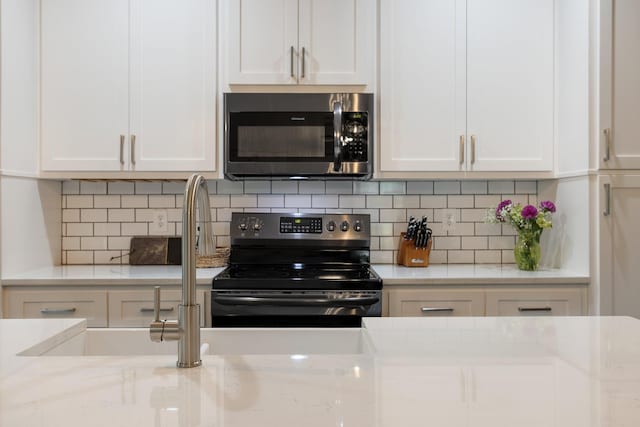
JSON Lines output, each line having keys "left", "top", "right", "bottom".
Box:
{"left": 539, "top": 200, "right": 556, "bottom": 213}
{"left": 496, "top": 199, "right": 512, "bottom": 220}
{"left": 521, "top": 205, "right": 538, "bottom": 219}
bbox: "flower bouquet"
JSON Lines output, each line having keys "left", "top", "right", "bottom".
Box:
{"left": 489, "top": 199, "right": 556, "bottom": 271}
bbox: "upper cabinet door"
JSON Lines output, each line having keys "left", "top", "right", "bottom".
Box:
{"left": 466, "top": 0, "right": 554, "bottom": 172}
{"left": 297, "top": 0, "right": 375, "bottom": 85}
{"left": 40, "top": 0, "right": 129, "bottom": 171}
{"left": 129, "top": 0, "right": 216, "bottom": 171}
{"left": 600, "top": 0, "right": 640, "bottom": 169}
{"left": 225, "top": 0, "right": 298, "bottom": 85}
{"left": 379, "top": 0, "right": 466, "bottom": 172}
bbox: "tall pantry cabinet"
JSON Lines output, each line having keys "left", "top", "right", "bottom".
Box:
{"left": 597, "top": 0, "right": 640, "bottom": 316}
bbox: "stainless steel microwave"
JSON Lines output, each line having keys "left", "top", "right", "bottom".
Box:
{"left": 224, "top": 93, "right": 373, "bottom": 180}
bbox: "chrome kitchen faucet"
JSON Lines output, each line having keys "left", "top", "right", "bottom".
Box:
{"left": 149, "top": 174, "right": 214, "bottom": 368}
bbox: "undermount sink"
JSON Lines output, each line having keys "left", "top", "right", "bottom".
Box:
{"left": 21, "top": 328, "right": 370, "bottom": 357}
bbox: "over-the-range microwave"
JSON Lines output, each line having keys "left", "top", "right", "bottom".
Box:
{"left": 224, "top": 93, "right": 373, "bottom": 180}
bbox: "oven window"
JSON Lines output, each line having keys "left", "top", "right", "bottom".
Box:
{"left": 238, "top": 126, "right": 325, "bottom": 158}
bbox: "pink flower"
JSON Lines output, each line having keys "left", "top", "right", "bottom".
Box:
{"left": 539, "top": 200, "right": 556, "bottom": 213}
{"left": 521, "top": 205, "right": 538, "bottom": 219}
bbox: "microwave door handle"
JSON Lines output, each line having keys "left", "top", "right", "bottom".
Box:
{"left": 333, "top": 101, "right": 343, "bottom": 172}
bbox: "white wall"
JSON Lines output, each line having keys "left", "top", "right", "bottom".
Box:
{"left": 538, "top": 177, "right": 590, "bottom": 275}
{"left": 0, "top": 0, "right": 39, "bottom": 175}
{"left": 1, "top": 177, "right": 61, "bottom": 277}
{"left": 555, "top": 0, "right": 590, "bottom": 176}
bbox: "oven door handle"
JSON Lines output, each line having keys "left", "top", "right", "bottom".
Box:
{"left": 215, "top": 296, "right": 379, "bottom": 307}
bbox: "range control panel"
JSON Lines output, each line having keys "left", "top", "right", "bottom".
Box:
{"left": 230, "top": 212, "right": 370, "bottom": 243}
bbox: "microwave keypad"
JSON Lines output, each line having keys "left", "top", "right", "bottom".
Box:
{"left": 343, "top": 113, "right": 368, "bottom": 162}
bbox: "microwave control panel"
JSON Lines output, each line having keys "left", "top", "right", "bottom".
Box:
{"left": 342, "top": 112, "right": 368, "bottom": 162}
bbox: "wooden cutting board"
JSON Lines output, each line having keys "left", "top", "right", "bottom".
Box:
{"left": 129, "top": 237, "right": 181, "bottom": 265}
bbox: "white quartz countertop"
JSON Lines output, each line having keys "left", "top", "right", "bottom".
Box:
{"left": 1, "top": 264, "right": 588, "bottom": 286}
{"left": 0, "top": 316, "right": 638, "bottom": 426}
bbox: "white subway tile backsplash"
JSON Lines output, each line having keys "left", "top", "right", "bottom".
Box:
{"left": 135, "top": 182, "right": 162, "bottom": 194}
{"left": 434, "top": 181, "right": 460, "bottom": 195}
{"left": 81, "top": 209, "right": 107, "bottom": 223}
{"left": 271, "top": 181, "right": 298, "bottom": 194}
{"left": 488, "top": 181, "right": 515, "bottom": 194}
{"left": 94, "top": 195, "right": 121, "bottom": 208}
{"left": 108, "top": 209, "right": 135, "bottom": 222}
{"left": 406, "top": 181, "right": 434, "bottom": 195}
{"left": 149, "top": 195, "right": 176, "bottom": 208}
{"left": 285, "top": 195, "right": 311, "bottom": 208}
{"left": 380, "top": 181, "right": 406, "bottom": 195}
{"left": 108, "top": 181, "right": 135, "bottom": 195}
{"left": 339, "top": 195, "right": 366, "bottom": 208}
{"left": 62, "top": 179, "right": 535, "bottom": 265}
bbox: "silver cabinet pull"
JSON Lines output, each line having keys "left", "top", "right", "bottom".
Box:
{"left": 470, "top": 135, "right": 477, "bottom": 164}
{"left": 301, "top": 46, "right": 306, "bottom": 78}
{"left": 518, "top": 307, "right": 552, "bottom": 312}
{"left": 603, "top": 183, "right": 611, "bottom": 216}
{"left": 120, "top": 135, "right": 125, "bottom": 165}
{"left": 141, "top": 307, "right": 174, "bottom": 313}
{"left": 40, "top": 307, "right": 77, "bottom": 314}
{"left": 130, "top": 134, "right": 136, "bottom": 165}
{"left": 290, "top": 46, "right": 295, "bottom": 78}
{"left": 603, "top": 128, "right": 611, "bottom": 162}
{"left": 421, "top": 307, "right": 454, "bottom": 313}
{"left": 459, "top": 135, "right": 465, "bottom": 164}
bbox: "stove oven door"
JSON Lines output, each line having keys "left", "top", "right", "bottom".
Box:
{"left": 211, "top": 290, "right": 382, "bottom": 327}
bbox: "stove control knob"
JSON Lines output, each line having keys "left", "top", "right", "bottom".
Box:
{"left": 353, "top": 221, "right": 362, "bottom": 232}
{"left": 326, "top": 220, "right": 336, "bottom": 232}
{"left": 239, "top": 223, "right": 247, "bottom": 231}
{"left": 340, "top": 221, "right": 350, "bottom": 232}
{"left": 253, "top": 222, "right": 262, "bottom": 231}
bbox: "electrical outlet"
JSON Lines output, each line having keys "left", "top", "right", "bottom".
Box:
{"left": 150, "top": 209, "right": 168, "bottom": 234}
{"left": 441, "top": 209, "right": 457, "bottom": 233}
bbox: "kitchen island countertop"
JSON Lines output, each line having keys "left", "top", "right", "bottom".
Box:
{"left": 0, "top": 316, "right": 638, "bottom": 426}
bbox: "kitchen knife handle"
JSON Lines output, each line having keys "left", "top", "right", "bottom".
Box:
{"left": 130, "top": 134, "right": 136, "bottom": 165}
{"left": 290, "top": 46, "right": 295, "bottom": 78}
{"left": 603, "top": 183, "right": 611, "bottom": 216}
{"left": 301, "top": 46, "right": 306, "bottom": 78}
{"left": 119, "top": 135, "right": 125, "bottom": 165}
{"left": 603, "top": 128, "right": 611, "bottom": 162}
{"left": 470, "top": 135, "right": 477, "bottom": 164}
{"left": 459, "top": 135, "right": 465, "bottom": 164}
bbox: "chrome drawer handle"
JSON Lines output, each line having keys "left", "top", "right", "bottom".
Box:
{"left": 140, "top": 307, "right": 174, "bottom": 313}
{"left": 40, "top": 307, "right": 77, "bottom": 314}
{"left": 603, "top": 128, "right": 611, "bottom": 162}
{"left": 603, "top": 183, "right": 611, "bottom": 216}
{"left": 518, "top": 307, "right": 552, "bottom": 312}
{"left": 421, "top": 307, "right": 454, "bottom": 313}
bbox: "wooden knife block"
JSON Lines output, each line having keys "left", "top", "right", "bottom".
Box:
{"left": 396, "top": 232, "right": 432, "bottom": 267}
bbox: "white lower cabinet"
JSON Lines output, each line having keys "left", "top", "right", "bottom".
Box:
{"left": 386, "top": 286, "right": 587, "bottom": 317}
{"left": 3, "top": 290, "right": 108, "bottom": 327}
{"left": 485, "top": 289, "right": 585, "bottom": 316}
{"left": 388, "top": 289, "right": 485, "bottom": 317}
{"left": 108, "top": 289, "right": 208, "bottom": 327}
{"left": 2, "top": 287, "right": 212, "bottom": 327}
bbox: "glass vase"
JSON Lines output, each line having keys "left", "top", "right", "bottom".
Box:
{"left": 514, "top": 233, "right": 541, "bottom": 271}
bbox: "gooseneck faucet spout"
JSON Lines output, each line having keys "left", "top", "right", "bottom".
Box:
{"left": 150, "top": 174, "right": 214, "bottom": 368}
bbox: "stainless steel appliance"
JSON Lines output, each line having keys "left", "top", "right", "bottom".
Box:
{"left": 212, "top": 212, "right": 382, "bottom": 327}
{"left": 224, "top": 93, "right": 373, "bottom": 180}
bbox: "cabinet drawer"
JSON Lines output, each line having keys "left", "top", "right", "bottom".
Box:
{"left": 4, "top": 290, "right": 108, "bottom": 327}
{"left": 108, "top": 289, "right": 207, "bottom": 327}
{"left": 389, "top": 289, "right": 485, "bottom": 317}
{"left": 485, "top": 289, "right": 585, "bottom": 316}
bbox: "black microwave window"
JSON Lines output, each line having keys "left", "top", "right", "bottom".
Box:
{"left": 238, "top": 126, "right": 325, "bottom": 158}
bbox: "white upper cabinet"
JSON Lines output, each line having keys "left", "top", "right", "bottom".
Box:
{"left": 40, "top": 0, "right": 217, "bottom": 173}
{"left": 379, "top": 0, "right": 554, "bottom": 175}
{"left": 600, "top": 0, "right": 640, "bottom": 169}
{"left": 223, "top": 0, "right": 375, "bottom": 86}
{"left": 40, "top": 0, "right": 130, "bottom": 171}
